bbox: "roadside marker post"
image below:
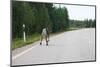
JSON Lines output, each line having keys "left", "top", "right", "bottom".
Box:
{"left": 23, "top": 24, "right": 26, "bottom": 42}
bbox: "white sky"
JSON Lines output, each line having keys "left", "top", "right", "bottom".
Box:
{"left": 54, "top": 4, "right": 95, "bottom": 20}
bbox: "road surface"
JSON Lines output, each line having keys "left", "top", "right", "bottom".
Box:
{"left": 12, "top": 28, "right": 95, "bottom": 66}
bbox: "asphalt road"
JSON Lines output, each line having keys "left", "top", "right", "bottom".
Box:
{"left": 12, "top": 28, "right": 95, "bottom": 66}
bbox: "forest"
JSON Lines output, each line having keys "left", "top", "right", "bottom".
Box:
{"left": 12, "top": 1, "right": 69, "bottom": 38}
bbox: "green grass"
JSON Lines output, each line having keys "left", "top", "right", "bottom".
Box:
{"left": 66, "top": 28, "right": 79, "bottom": 31}
{"left": 12, "top": 33, "right": 40, "bottom": 50}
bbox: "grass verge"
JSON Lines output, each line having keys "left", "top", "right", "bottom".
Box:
{"left": 12, "top": 33, "right": 40, "bottom": 50}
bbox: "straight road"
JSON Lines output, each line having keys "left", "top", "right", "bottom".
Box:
{"left": 12, "top": 28, "right": 95, "bottom": 66}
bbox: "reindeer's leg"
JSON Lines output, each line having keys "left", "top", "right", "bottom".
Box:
{"left": 47, "top": 34, "right": 49, "bottom": 42}
{"left": 45, "top": 35, "right": 48, "bottom": 46}
{"left": 40, "top": 35, "right": 43, "bottom": 45}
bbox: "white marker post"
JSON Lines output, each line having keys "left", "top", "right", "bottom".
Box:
{"left": 23, "top": 24, "right": 26, "bottom": 42}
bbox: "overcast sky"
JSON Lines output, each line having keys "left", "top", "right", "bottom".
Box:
{"left": 54, "top": 4, "right": 95, "bottom": 20}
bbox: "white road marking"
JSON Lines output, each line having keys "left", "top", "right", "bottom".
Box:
{"left": 12, "top": 45, "right": 37, "bottom": 60}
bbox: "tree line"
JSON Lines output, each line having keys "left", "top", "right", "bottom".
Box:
{"left": 12, "top": 1, "right": 69, "bottom": 38}
{"left": 12, "top": 1, "right": 95, "bottom": 39}
{"left": 69, "top": 19, "right": 96, "bottom": 28}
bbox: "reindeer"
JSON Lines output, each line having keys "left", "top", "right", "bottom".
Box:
{"left": 40, "top": 27, "right": 49, "bottom": 46}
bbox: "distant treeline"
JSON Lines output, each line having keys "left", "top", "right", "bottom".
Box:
{"left": 12, "top": 1, "right": 69, "bottom": 38}
{"left": 69, "top": 19, "right": 96, "bottom": 28}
